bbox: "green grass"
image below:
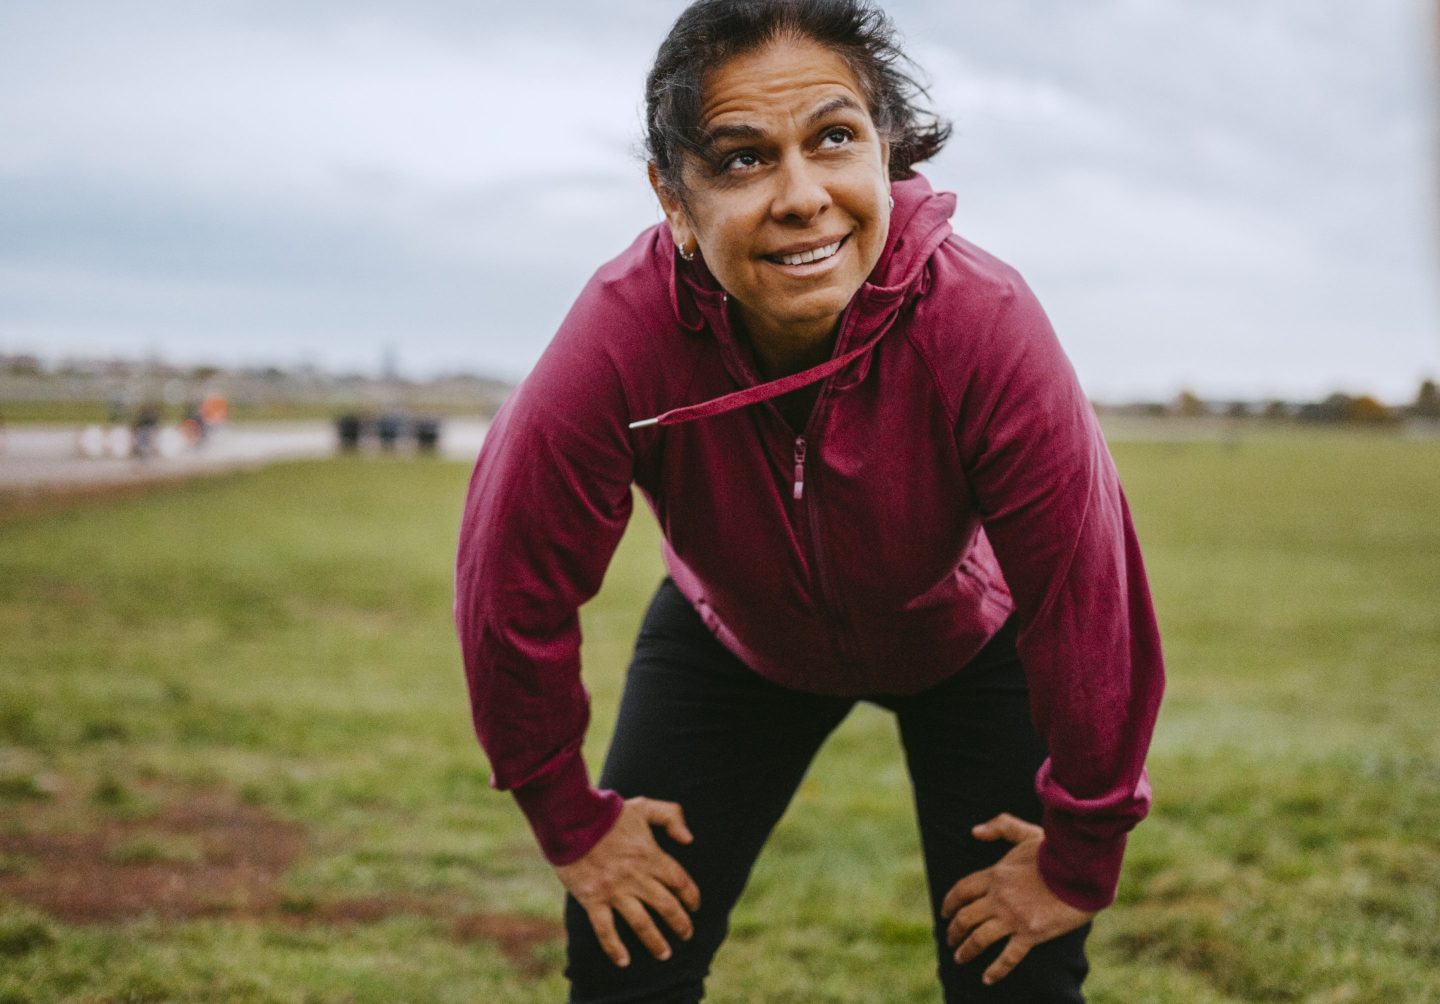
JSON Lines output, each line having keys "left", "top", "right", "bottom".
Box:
{"left": 0, "top": 431, "right": 1437, "bottom": 1002}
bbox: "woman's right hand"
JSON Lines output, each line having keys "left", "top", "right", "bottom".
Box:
{"left": 554, "top": 796, "right": 701, "bottom": 968}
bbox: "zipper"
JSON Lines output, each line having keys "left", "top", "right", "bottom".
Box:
{"left": 792, "top": 437, "right": 807, "bottom": 500}
{"left": 786, "top": 301, "right": 866, "bottom": 680}
{"left": 790, "top": 433, "right": 855, "bottom": 679}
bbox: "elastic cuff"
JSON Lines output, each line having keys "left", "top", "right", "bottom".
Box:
{"left": 511, "top": 755, "right": 625, "bottom": 866}
{"left": 1036, "top": 821, "right": 1128, "bottom": 913}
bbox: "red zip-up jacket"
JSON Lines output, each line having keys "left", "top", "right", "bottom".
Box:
{"left": 455, "top": 173, "right": 1165, "bottom": 912}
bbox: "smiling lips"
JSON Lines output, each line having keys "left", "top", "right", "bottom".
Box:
{"left": 764, "top": 235, "right": 847, "bottom": 267}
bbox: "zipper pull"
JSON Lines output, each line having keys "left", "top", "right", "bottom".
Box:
{"left": 793, "top": 437, "right": 807, "bottom": 500}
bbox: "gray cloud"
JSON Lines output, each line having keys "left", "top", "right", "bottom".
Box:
{"left": 1, "top": 0, "right": 1436, "bottom": 398}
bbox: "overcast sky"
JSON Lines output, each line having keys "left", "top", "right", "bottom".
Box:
{"left": 2, "top": 0, "right": 1437, "bottom": 401}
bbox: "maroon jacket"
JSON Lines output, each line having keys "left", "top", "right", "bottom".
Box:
{"left": 455, "top": 173, "right": 1164, "bottom": 912}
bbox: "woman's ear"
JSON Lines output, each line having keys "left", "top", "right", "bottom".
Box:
{"left": 648, "top": 162, "right": 694, "bottom": 255}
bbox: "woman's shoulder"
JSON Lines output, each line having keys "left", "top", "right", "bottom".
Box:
{"left": 903, "top": 232, "right": 1071, "bottom": 419}
{"left": 925, "top": 232, "right": 1038, "bottom": 319}
{"left": 576, "top": 223, "right": 686, "bottom": 342}
{"left": 521, "top": 223, "right": 696, "bottom": 416}
{"left": 911, "top": 233, "right": 1054, "bottom": 357}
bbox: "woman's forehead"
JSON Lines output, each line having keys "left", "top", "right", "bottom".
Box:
{"left": 698, "top": 37, "right": 869, "bottom": 132}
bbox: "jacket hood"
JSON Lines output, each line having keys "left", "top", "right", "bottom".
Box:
{"left": 636, "top": 172, "right": 957, "bottom": 430}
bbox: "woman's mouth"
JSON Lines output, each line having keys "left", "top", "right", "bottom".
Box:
{"left": 762, "top": 235, "right": 848, "bottom": 270}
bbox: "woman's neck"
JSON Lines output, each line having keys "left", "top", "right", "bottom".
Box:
{"left": 734, "top": 305, "right": 839, "bottom": 380}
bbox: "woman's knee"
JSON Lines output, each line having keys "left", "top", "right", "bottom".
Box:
{"left": 564, "top": 892, "right": 714, "bottom": 1003}
{"left": 935, "top": 921, "right": 1090, "bottom": 1003}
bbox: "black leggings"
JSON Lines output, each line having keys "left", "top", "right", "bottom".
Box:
{"left": 564, "top": 578, "right": 1089, "bottom": 1003}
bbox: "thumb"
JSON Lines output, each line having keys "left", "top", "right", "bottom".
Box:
{"left": 972, "top": 812, "right": 1038, "bottom": 845}
{"left": 640, "top": 798, "right": 694, "bottom": 845}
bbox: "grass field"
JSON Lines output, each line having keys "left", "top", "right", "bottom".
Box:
{"left": 1, "top": 430, "right": 1437, "bottom": 1003}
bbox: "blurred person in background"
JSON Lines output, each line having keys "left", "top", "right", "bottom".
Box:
{"left": 455, "top": 1, "right": 1165, "bottom": 1000}
{"left": 131, "top": 402, "right": 161, "bottom": 459}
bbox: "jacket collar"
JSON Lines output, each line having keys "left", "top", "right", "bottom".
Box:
{"left": 639, "top": 173, "right": 956, "bottom": 430}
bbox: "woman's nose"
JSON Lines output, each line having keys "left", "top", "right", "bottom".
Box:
{"left": 770, "top": 154, "right": 831, "bottom": 222}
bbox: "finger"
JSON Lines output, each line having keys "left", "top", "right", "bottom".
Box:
{"left": 954, "top": 918, "right": 1008, "bottom": 966}
{"left": 982, "top": 935, "right": 1034, "bottom": 986}
{"left": 660, "top": 857, "right": 702, "bottom": 912}
{"left": 585, "top": 904, "right": 629, "bottom": 968}
{"left": 946, "top": 899, "right": 992, "bottom": 948}
{"left": 642, "top": 799, "right": 695, "bottom": 845}
{"left": 615, "top": 896, "right": 673, "bottom": 962}
{"left": 941, "top": 869, "right": 989, "bottom": 918}
{"left": 640, "top": 877, "right": 694, "bottom": 941}
{"left": 971, "top": 812, "right": 1041, "bottom": 844}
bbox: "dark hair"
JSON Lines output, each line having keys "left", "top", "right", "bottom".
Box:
{"left": 645, "top": 0, "right": 951, "bottom": 195}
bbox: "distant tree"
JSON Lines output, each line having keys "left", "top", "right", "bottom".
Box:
{"left": 4, "top": 354, "right": 43, "bottom": 376}
{"left": 1261, "top": 399, "right": 1291, "bottom": 420}
{"left": 1174, "top": 390, "right": 1208, "bottom": 418}
{"left": 1299, "top": 393, "right": 1351, "bottom": 423}
{"left": 1415, "top": 378, "right": 1440, "bottom": 418}
{"left": 1347, "top": 395, "right": 1394, "bottom": 424}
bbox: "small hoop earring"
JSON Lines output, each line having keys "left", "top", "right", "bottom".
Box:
{"left": 678, "top": 244, "right": 696, "bottom": 262}
{"left": 888, "top": 195, "right": 895, "bottom": 210}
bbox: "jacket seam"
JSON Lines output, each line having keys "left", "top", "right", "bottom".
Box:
{"left": 959, "top": 288, "right": 1021, "bottom": 471}
{"left": 903, "top": 316, "right": 960, "bottom": 431}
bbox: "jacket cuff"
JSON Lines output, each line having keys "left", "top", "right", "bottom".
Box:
{"left": 510, "top": 755, "right": 625, "bottom": 866}
{"left": 1036, "top": 816, "right": 1128, "bottom": 913}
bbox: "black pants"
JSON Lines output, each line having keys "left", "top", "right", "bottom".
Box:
{"left": 565, "top": 578, "right": 1089, "bottom": 1003}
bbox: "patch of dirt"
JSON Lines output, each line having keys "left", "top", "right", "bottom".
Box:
{"left": 0, "top": 793, "right": 304, "bottom": 922}
{"left": 451, "top": 913, "right": 566, "bottom": 976}
{"left": 273, "top": 895, "right": 563, "bottom": 973}
{"left": 0, "top": 475, "right": 211, "bottom": 524}
{"left": 0, "top": 789, "right": 562, "bottom": 973}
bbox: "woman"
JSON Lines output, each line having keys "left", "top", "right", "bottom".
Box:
{"left": 455, "top": 1, "right": 1165, "bottom": 1000}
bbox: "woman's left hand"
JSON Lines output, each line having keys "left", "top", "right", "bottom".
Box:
{"left": 940, "top": 813, "right": 1097, "bottom": 986}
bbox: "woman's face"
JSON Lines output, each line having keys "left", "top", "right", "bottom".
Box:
{"left": 651, "top": 35, "right": 892, "bottom": 350}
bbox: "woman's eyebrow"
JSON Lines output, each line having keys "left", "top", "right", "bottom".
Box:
{"left": 699, "top": 95, "right": 866, "bottom": 153}
{"left": 702, "top": 122, "right": 764, "bottom": 146}
{"left": 804, "top": 95, "right": 865, "bottom": 125}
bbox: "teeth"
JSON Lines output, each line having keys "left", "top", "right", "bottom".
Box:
{"left": 775, "top": 240, "right": 841, "bottom": 266}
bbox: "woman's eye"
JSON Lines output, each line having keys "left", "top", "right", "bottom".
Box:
{"left": 722, "top": 152, "right": 760, "bottom": 173}
{"left": 821, "top": 128, "right": 854, "bottom": 148}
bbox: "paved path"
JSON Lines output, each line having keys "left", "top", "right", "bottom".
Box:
{"left": 5, "top": 415, "right": 1430, "bottom": 495}
{"left": 0, "top": 420, "right": 490, "bottom": 493}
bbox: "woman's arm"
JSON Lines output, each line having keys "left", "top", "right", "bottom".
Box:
{"left": 952, "top": 277, "right": 1166, "bottom": 914}
{"left": 454, "top": 275, "right": 700, "bottom": 966}
{"left": 454, "top": 277, "right": 638, "bottom": 864}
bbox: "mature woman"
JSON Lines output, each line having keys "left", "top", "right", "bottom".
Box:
{"left": 455, "top": 1, "right": 1165, "bottom": 1000}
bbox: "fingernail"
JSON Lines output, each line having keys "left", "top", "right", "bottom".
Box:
{"left": 982, "top": 975, "right": 995, "bottom": 985}
{"left": 659, "top": 950, "right": 672, "bottom": 961}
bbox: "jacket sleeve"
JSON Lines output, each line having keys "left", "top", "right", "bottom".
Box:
{"left": 955, "top": 279, "right": 1165, "bottom": 912}
{"left": 454, "top": 278, "right": 637, "bottom": 865}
